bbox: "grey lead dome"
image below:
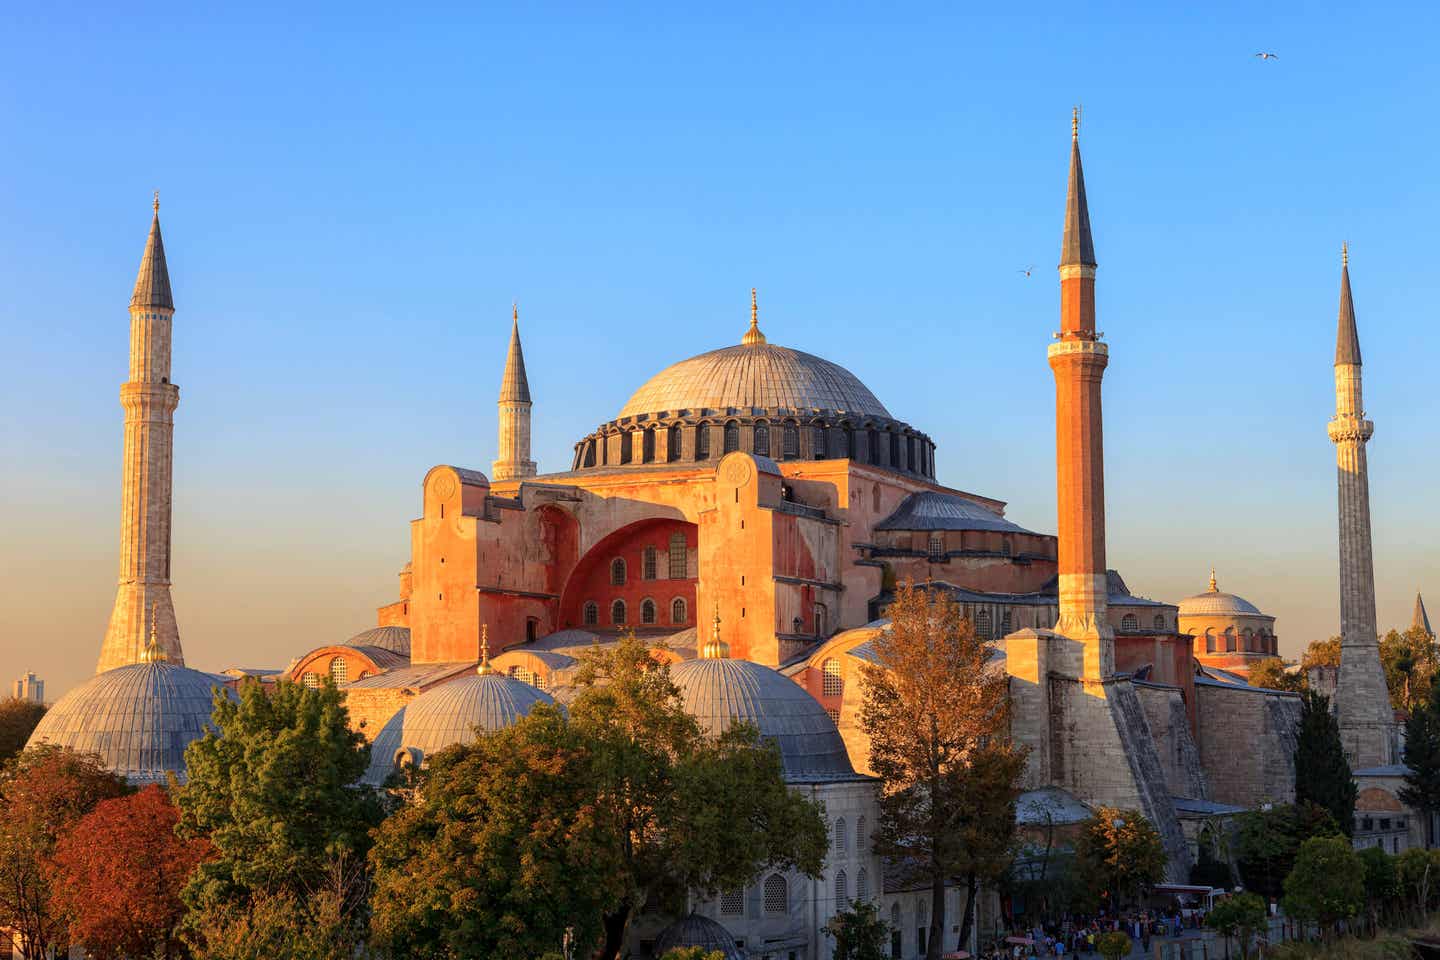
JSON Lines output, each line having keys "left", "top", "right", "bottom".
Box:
{"left": 25, "top": 660, "right": 231, "bottom": 785}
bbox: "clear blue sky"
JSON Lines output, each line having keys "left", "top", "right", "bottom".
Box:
{"left": 3, "top": 3, "right": 1437, "bottom": 696}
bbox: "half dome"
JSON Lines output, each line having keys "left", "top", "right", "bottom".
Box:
{"left": 618, "top": 342, "right": 891, "bottom": 420}
{"left": 670, "top": 657, "right": 855, "bottom": 781}
{"left": 345, "top": 625, "right": 411, "bottom": 656}
{"left": 26, "top": 661, "right": 231, "bottom": 785}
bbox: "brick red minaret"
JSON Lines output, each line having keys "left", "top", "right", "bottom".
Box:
{"left": 1048, "top": 109, "right": 1113, "bottom": 679}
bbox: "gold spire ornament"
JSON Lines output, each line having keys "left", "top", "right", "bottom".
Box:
{"left": 1209, "top": 567, "right": 1218, "bottom": 592}
{"left": 1072, "top": 106, "right": 1080, "bottom": 141}
{"left": 701, "top": 603, "right": 730, "bottom": 659}
{"left": 153, "top": 190, "right": 160, "bottom": 214}
{"left": 742, "top": 287, "right": 767, "bottom": 345}
{"left": 477, "top": 624, "right": 494, "bottom": 675}
{"left": 1342, "top": 241, "right": 1349, "bottom": 268}
{"left": 141, "top": 601, "right": 168, "bottom": 663}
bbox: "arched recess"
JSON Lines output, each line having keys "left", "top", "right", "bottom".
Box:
{"left": 536, "top": 505, "right": 581, "bottom": 598}
{"left": 558, "top": 517, "right": 699, "bottom": 632}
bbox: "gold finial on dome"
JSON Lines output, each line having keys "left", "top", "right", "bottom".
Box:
{"left": 477, "top": 624, "right": 494, "bottom": 675}
{"left": 1209, "top": 567, "right": 1218, "bottom": 592}
{"left": 702, "top": 603, "right": 730, "bottom": 659}
{"left": 141, "top": 600, "right": 168, "bottom": 663}
{"left": 153, "top": 190, "right": 160, "bottom": 214}
{"left": 1342, "top": 241, "right": 1349, "bottom": 268}
{"left": 1072, "top": 106, "right": 1080, "bottom": 141}
{"left": 741, "top": 288, "right": 767, "bottom": 345}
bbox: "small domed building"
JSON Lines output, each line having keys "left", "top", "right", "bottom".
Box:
{"left": 1180, "top": 570, "right": 1279, "bottom": 679}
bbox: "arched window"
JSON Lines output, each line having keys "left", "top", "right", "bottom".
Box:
{"left": 833, "top": 817, "right": 847, "bottom": 855}
{"left": 611, "top": 600, "right": 627, "bottom": 625}
{"left": 642, "top": 546, "right": 658, "bottom": 581}
{"left": 695, "top": 423, "right": 711, "bottom": 460}
{"left": 641, "top": 598, "right": 657, "bottom": 624}
{"left": 839, "top": 424, "right": 853, "bottom": 458}
{"left": 723, "top": 420, "right": 740, "bottom": 454}
{"left": 610, "top": 557, "right": 626, "bottom": 586}
{"left": 1001, "top": 537, "right": 1013, "bottom": 557}
{"left": 619, "top": 431, "right": 633, "bottom": 464}
{"left": 1001, "top": 610, "right": 1013, "bottom": 635}
{"left": 720, "top": 888, "right": 743, "bottom": 916}
{"left": 872, "top": 485, "right": 881, "bottom": 512}
{"left": 891, "top": 904, "right": 903, "bottom": 958}
{"left": 1224, "top": 628, "right": 1236, "bottom": 653}
{"left": 889, "top": 431, "right": 900, "bottom": 466}
{"left": 583, "top": 440, "right": 596, "bottom": 468}
{"left": 813, "top": 424, "right": 827, "bottom": 459}
{"left": 671, "top": 597, "right": 688, "bottom": 624}
{"left": 642, "top": 428, "right": 655, "bottom": 463}
{"left": 856, "top": 815, "right": 867, "bottom": 852}
{"left": 763, "top": 874, "right": 787, "bottom": 913}
{"left": 782, "top": 423, "right": 799, "bottom": 459}
{"left": 583, "top": 601, "right": 599, "bottom": 626}
{"left": 668, "top": 424, "right": 683, "bottom": 461}
{"left": 867, "top": 428, "right": 880, "bottom": 465}
{"left": 856, "top": 867, "right": 869, "bottom": 902}
{"left": 302, "top": 671, "right": 320, "bottom": 689}
{"left": 976, "top": 609, "right": 993, "bottom": 641}
{"left": 1205, "top": 629, "right": 1216, "bottom": 653}
{"left": 822, "top": 658, "right": 843, "bottom": 696}
{"left": 329, "top": 657, "right": 347, "bottom": 684}
{"left": 1121, "top": 613, "right": 1139, "bottom": 632}
{"left": 814, "top": 603, "right": 827, "bottom": 637}
{"left": 754, "top": 421, "right": 770, "bottom": 457}
{"left": 928, "top": 533, "right": 944, "bottom": 557}
{"left": 1243, "top": 628, "right": 1254, "bottom": 651}
{"left": 508, "top": 666, "right": 533, "bottom": 686}
{"left": 668, "top": 532, "right": 687, "bottom": 579}
{"left": 834, "top": 869, "right": 848, "bottom": 908}
{"left": 906, "top": 435, "right": 915, "bottom": 470}
{"left": 1154, "top": 614, "right": 1166, "bottom": 630}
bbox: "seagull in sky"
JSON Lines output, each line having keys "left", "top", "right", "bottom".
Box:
{"left": 1255, "top": 52, "right": 1279, "bottom": 60}
{"left": 1018, "top": 265, "right": 1034, "bottom": 278}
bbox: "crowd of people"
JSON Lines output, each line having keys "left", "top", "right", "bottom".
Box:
{"left": 989, "top": 907, "right": 1212, "bottom": 960}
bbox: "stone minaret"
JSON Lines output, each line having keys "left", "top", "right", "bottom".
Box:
{"left": 1415, "top": 592, "right": 1434, "bottom": 642}
{"left": 492, "top": 304, "right": 536, "bottom": 481}
{"left": 1329, "top": 244, "right": 1391, "bottom": 767}
{"left": 97, "top": 195, "right": 184, "bottom": 673}
{"left": 1048, "top": 108, "right": 1113, "bottom": 679}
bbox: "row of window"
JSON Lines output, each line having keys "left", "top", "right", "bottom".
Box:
{"left": 1203, "top": 630, "right": 1277, "bottom": 654}
{"left": 301, "top": 656, "right": 350, "bottom": 689}
{"left": 609, "top": 534, "right": 689, "bottom": 585}
{"left": 583, "top": 597, "right": 688, "bottom": 626}
{"left": 832, "top": 814, "right": 867, "bottom": 855}
{"left": 1120, "top": 613, "right": 1169, "bottom": 632}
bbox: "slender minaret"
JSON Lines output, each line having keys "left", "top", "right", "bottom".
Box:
{"left": 1415, "top": 592, "right": 1435, "bottom": 642}
{"left": 97, "top": 195, "right": 184, "bottom": 672}
{"left": 1048, "top": 108, "right": 1112, "bottom": 679}
{"left": 1329, "top": 244, "right": 1391, "bottom": 767}
{"left": 492, "top": 303, "right": 536, "bottom": 481}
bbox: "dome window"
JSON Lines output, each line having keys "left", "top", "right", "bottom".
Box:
{"left": 753, "top": 421, "right": 770, "bottom": 457}
{"left": 723, "top": 421, "right": 739, "bottom": 454}
{"left": 814, "top": 603, "right": 827, "bottom": 638}
{"left": 928, "top": 533, "right": 944, "bottom": 558}
{"left": 642, "top": 428, "right": 656, "bottom": 463}
{"left": 667, "top": 425, "right": 682, "bottom": 462}
{"left": 1121, "top": 614, "right": 1139, "bottom": 632}
{"left": 782, "top": 423, "right": 799, "bottom": 459}
{"left": 641, "top": 599, "right": 657, "bottom": 625}
{"left": 583, "top": 440, "right": 596, "bottom": 468}
{"left": 763, "top": 874, "right": 788, "bottom": 914}
{"left": 1001, "top": 611, "right": 1013, "bottom": 635}
{"left": 812, "top": 424, "right": 827, "bottom": 459}
{"left": 822, "top": 658, "right": 843, "bottom": 697}
{"left": 329, "top": 657, "right": 348, "bottom": 685}
{"left": 611, "top": 557, "right": 627, "bottom": 586}
{"left": 976, "top": 609, "right": 993, "bottom": 641}
{"left": 1154, "top": 614, "right": 1166, "bottom": 630}
{"left": 720, "top": 888, "right": 744, "bottom": 916}
{"left": 867, "top": 428, "right": 880, "bottom": 466}
{"left": 695, "top": 423, "right": 711, "bottom": 460}
{"left": 302, "top": 671, "right": 320, "bottom": 690}
{"left": 889, "top": 432, "right": 900, "bottom": 467}
{"left": 668, "top": 533, "right": 688, "bottom": 579}
{"left": 611, "top": 599, "right": 627, "bottom": 625}
{"left": 642, "top": 547, "right": 658, "bottom": 581}
{"left": 619, "top": 431, "right": 633, "bottom": 464}
{"left": 839, "top": 424, "right": 853, "bottom": 458}
{"left": 583, "top": 601, "right": 599, "bottom": 626}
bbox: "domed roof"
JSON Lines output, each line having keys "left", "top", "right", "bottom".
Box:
{"left": 654, "top": 913, "right": 746, "bottom": 960}
{"left": 26, "top": 661, "right": 232, "bottom": 785}
{"left": 1178, "top": 571, "right": 1264, "bottom": 618}
{"left": 345, "top": 625, "right": 410, "bottom": 656}
{"left": 363, "top": 670, "right": 554, "bottom": 784}
{"left": 617, "top": 339, "right": 891, "bottom": 421}
{"left": 670, "top": 656, "right": 855, "bottom": 781}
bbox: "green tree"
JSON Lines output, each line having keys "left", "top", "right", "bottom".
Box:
{"left": 0, "top": 746, "right": 129, "bottom": 960}
{"left": 176, "top": 679, "right": 380, "bottom": 959}
{"left": 1402, "top": 682, "right": 1440, "bottom": 847}
{"left": 1381, "top": 627, "right": 1437, "bottom": 711}
{"left": 1397, "top": 847, "right": 1439, "bottom": 918}
{"left": 825, "top": 899, "right": 891, "bottom": 960}
{"left": 1294, "top": 690, "right": 1357, "bottom": 836}
{"left": 1248, "top": 658, "right": 1304, "bottom": 693}
{"left": 1301, "top": 637, "right": 1342, "bottom": 671}
{"left": 1356, "top": 846, "right": 1397, "bottom": 934}
{"left": 859, "top": 583, "right": 1029, "bottom": 960}
{"left": 1281, "top": 836, "right": 1365, "bottom": 941}
{"left": 1096, "top": 931, "right": 1132, "bottom": 960}
{"left": 0, "top": 698, "right": 47, "bottom": 766}
{"left": 1233, "top": 802, "right": 1342, "bottom": 899}
{"left": 1205, "top": 893, "right": 1268, "bottom": 960}
{"left": 1073, "top": 807, "right": 1167, "bottom": 909}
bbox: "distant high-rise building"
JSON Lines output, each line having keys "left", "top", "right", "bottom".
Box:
{"left": 12, "top": 672, "right": 43, "bottom": 704}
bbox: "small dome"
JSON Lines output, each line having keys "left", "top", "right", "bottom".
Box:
{"left": 346, "top": 625, "right": 410, "bottom": 656}
{"left": 618, "top": 341, "right": 891, "bottom": 420}
{"left": 670, "top": 657, "right": 854, "bottom": 781}
{"left": 654, "top": 913, "right": 746, "bottom": 960}
{"left": 1179, "top": 573, "right": 1264, "bottom": 617}
{"left": 26, "top": 661, "right": 231, "bottom": 785}
{"left": 364, "top": 672, "right": 554, "bottom": 784}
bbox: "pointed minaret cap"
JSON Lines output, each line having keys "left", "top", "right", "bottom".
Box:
{"left": 1060, "top": 108, "right": 1097, "bottom": 268}
{"left": 741, "top": 288, "right": 767, "bottom": 345}
{"left": 1208, "top": 567, "right": 1218, "bottom": 592}
{"left": 477, "top": 624, "right": 494, "bottom": 675}
{"left": 1335, "top": 242, "right": 1362, "bottom": 366}
{"left": 498, "top": 303, "right": 532, "bottom": 403}
{"left": 131, "top": 192, "right": 174, "bottom": 311}
{"left": 140, "top": 601, "right": 168, "bottom": 664}
{"left": 701, "top": 604, "right": 730, "bottom": 659}
{"left": 1414, "top": 592, "right": 1435, "bottom": 639}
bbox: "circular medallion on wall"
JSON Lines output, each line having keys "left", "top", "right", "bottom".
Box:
{"left": 433, "top": 473, "right": 457, "bottom": 499}
{"left": 723, "top": 457, "right": 752, "bottom": 487}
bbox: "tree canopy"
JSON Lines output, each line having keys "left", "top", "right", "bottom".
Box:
{"left": 1247, "top": 658, "right": 1304, "bottom": 693}
{"left": 1281, "top": 836, "right": 1365, "bottom": 935}
{"left": 0, "top": 698, "right": 47, "bottom": 766}
{"left": 1381, "top": 626, "right": 1437, "bottom": 712}
{"left": 825, "top": 898, "right": 891, "bottom": 960}
{"left": 1234, "top": 802, "right": 1342, "bottom": 899}
{"left": 1294, "top": 690, "right": 1357, "bottom": 836}
{"left": 1072, "top": 807, "right": 1167, "bottom": 909}
{"left": 1205, "top": 893, "right": 1268, "bottom": 960}
{"left": 1302, "top": 637, "right": 1342, "bottom": 671}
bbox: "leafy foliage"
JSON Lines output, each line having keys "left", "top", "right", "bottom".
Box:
{"left": 825, "top": 898, "right": 891, "bottom": 960}
{"left": 1302, "top": 637, "right": 1342, "bottom": 671}
{"left": 1282, "top": 836, "right": 1365, "bottom": 931}
{"left": 1294, "top": 690, "right": 1357, "bottom": 836}
{"left": 1401, "top": 682, "right": 1440, "bottom": 845}
{"left": 176, "top": 679, "right": 380, "bottom": 958}
{"left": 1072, "top": 807, "right": 1167, "bottom": 909}
{"left": 1234, "top": 802, "right": 1342, "bottom": 898}
{"left": 1206, "top": 893, "right": 1269, "bottom": 960}
{"left": 860, "top": 583, "right": 1027, "bottom": 959}
{"left": 1096, "top": 931, "right": 1132, "bottom": 960}
{"left": 1248, "top": 658, "right": 1305, "bottom": 693}
{"left": 0, "top": 698, "right": 47, "bottom": 766}
{"left": 0, "top": 746, "right": 129, "bottom": 959}
{"left": 49, "top": 784, "right": 211, "bottom": 960}
{"left": 1380, "top": 627, "right": 1437, "bottom": 712}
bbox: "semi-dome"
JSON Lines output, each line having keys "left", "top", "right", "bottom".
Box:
{"left": 653, "top": 913, "right": 746, "bottom": 960}
{"left": 26, "top": 660, "right": 231, "bottom": 785}
{"left": 618, "top": 341, "right": 891, "bottom": 421}
{"left": 345, "top": 625, "right": 411, "bottom": 656}
{"left": 670, "top": 656, "right": 855, "bottom": 781}
{"left": 363, "top": 668, "right": 554, "bottom": 784}
{"left": 1178, "top": 571, "right": 1264, "bottom": 617}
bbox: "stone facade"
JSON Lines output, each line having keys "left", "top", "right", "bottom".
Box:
{"left": 1193, "top": 680, "right": 1300, "bottom": 808}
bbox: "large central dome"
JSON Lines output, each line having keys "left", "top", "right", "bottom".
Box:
{"left": 618, "top": 319, "right": 891, "bottom": 419}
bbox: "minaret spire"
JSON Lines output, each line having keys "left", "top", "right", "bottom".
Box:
{"left": 98, "top": 196, "right": 185, "bottom": 672}
{"left": 493, "top": 304, "right": 537, "bottom": 481}
{"left": 1060, "top": 107, "right": 1097, "bottom": 274}
{"left": 1414, "top": 592, "right": 1434, "bottom": 640}
{"left": 1328, "top": 246, "right": 1391, "bottom": 767}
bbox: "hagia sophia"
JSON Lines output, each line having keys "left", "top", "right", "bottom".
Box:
{"left": 24, "top": 114, "right": 1424, "bottom": 959}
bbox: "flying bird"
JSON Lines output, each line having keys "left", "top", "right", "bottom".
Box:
{"left": 1255, "top": 52, "right": 1279, "bottom": 60}
{"left": 1018, "top": 265, "right": 1034, "bottom": 278}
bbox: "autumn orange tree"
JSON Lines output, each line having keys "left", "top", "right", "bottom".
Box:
{"left": 859, "top": 582, "right": 1028, "bottom": 960}
{"left": 0, "top": 746, "right": 129, "bottom": 960}
{"left": 49, "top": 784, "right": 211, "bottom": 960}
